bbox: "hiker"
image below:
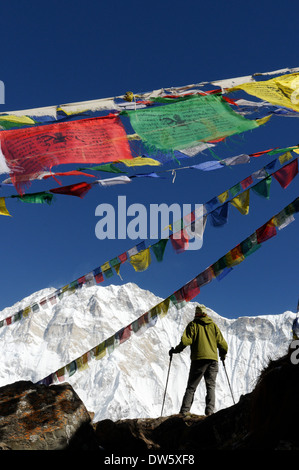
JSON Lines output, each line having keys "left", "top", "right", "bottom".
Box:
{"left": 169, "top": 304, "right": 228, "bottom": 416}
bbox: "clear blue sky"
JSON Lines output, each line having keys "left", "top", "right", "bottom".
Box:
{"left": 0, "top": 0, "right": 298, "bottom": 319}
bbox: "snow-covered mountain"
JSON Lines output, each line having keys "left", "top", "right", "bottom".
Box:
{"left": 0, "top": 282, "right": 295, "bottom": 423}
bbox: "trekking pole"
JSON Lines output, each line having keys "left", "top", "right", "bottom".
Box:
{"left": 161, "top": 354, "right": 173, "bottom": 416}
{"left": 222, "top": 359, "right": 235, "bottom": 405}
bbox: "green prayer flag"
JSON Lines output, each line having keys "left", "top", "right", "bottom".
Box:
{"left": 12, "top": 192, "right": 54, "bottom": 205}
{"left": 122, "top": 94, "right": 260, "bottom": 152}
{"left": 151, "top": 239, "right": 168, "bottom": 262}
{"left": 78, "top": 163, "right": 127, "bottom": 173}
{"left": 240, "top": 233, "right": 261, "bottom": 258}
{"left": 251, "top": 176, "right": 272, "bottom": 199}
{"left": 229, "top": 182, "right": 241, "bottom": 197}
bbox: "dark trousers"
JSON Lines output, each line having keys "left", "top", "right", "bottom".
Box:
{"left": 180, "top": 359, "right": 218, "bottom": 415}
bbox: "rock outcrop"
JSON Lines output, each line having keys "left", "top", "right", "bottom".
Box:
{"left": 0, "top": 380, "right": 98, "bottom": 450}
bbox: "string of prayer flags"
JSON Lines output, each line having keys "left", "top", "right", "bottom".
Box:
{"left": 122, "top": 94, "right": 264, "bottom": 153}
{"left": 1, "top": 150, "right": 298, "bottom": 327}
{"left": 0, "top": 114, "right": 133, "bottom": 194}
{"left": 35, "top": 197, "right": 299, "bottom": 386}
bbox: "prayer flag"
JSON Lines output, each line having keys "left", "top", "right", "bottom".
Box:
{"left": 117, "top": 156, "right": 161, "bottom": 166}
{"left": 182, "top": 278, "right": 200, "bottom": 302}
{"left": 0, "top": 197, "right": 11, "bottom": 216}
{"left": 229, "top": 182, "right": 241, "bottom": 197}
{"left": 92, "top": 342, "right": 106, "bottom": 360}
{"left": 231, "top": 190, "right": 250, "bottom": 215}
{"left": 225, "top": 245, "right": 245, "bottom": 267}
{"left": 273, "top": 209, "right": 295, "bottom": 230}
{"left": 216, "top": 267, "right": 233, "bottom": 281}
{"left": 279, "top": 151, "right": 293, "bottom": 165}
{"left": 240, "top": 175, "right": 253, "bottom": 189}
{"left": 240, "top": 233, "right": 261, "bottom": 257}
{"left": 196, "top": 267, "right": 214, "bottom": 287}
{"left": 0, "top": 114, "right": 133, "bottom": 194}
{"left": 209, "top": 203, "right": 229, "bottom": 227}
{"left": 256, "top": 219, "right": 277, "bottom": 243}
{"left": 151, "top": 239, "right": 168, "bottom": 262}
{"left": 93, "top": 267, "right": 103, "bottom": 284}
{"left": 12, "top": 192, "right": 54, "bottom": 204}
{"left": 251, "top": 176, "right": 272, "bottom": 199}
{"left": 130, "top": 248, "right": 151, "bottom": 272}
{"left": 228, "top": 73, "right": 299, "bottom": 112}
{"left": 96, "top": 176, "right": 131, "bottom": 186}
{"left": 0, "top": 114, "right": 36, "bottom": 130}
{"left": 78, "top": 163, "right": 127, "bottom": 173}
{"left": 50, "top": 182, "right": 92, "bottom": 198}
{"left": 67, "top": 361, "right": 77, "bottom": 377}
{"left": 218, "top": 190, "right": 230, "bottom": 204}
{"left": 123, "top": 94, "right": 260, "bottom": 152}
{"left": 170, "top": 229, "right": 189, "bottom": 253}
{"left": 272, "top": 159, "right": 298, "bottom": 189}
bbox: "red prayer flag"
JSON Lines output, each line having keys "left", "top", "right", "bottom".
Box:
{"left": 49, "top": 181, "right": 93, "bottom": 198}
{"left": 256, "top": 219, "right": 277, "bottom": 243}
{"left": 0, "top": 114, "right": 133, "bottom": 194}
{"left": 182, "top": 278, "right": 200, "bottom": 302}
{"left": 240, "top": 175, "right": 253, "bottom": 189}
{"left": 118, "top": 252, "right": 128, "bottom": 264}
{"left": 272, "top": 159, "right": 298, "bottom": 189}
{"left": 170, "top": 229, "right": 189, "bottom": 253}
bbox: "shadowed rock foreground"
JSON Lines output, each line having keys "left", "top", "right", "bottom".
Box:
{"left": 0, "top": 347, "right": 298, "bottom": 452}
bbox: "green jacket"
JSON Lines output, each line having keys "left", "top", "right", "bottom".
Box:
{"left": 174, "top": 315, "right": 228, "bottom": 361}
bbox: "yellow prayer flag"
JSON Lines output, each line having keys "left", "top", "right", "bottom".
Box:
{"left": 93, "top": 342, "right": 106, "bottom": 360}
{"left": 218, "top": 190, "right": 230, "bottom": 204}
{"left": 228, "top": 73, "right": 299, "bottom": 112}
{"left": 0, "top": 198, "right": 11, "bottom": 216}
{"left": 256, "top": 115, "right": 272, "bottom": 126}
{"left": 279, "top": 151, "right": 293, "bottom": 165}
{"left": 293, "top": 148, "right": 299, "bottom": 154}
{"left": 22, "top": 306, "right": 31, "bottom": 317}
{"left": 76, "top": 353, "right": 89, "bottom": 371}
{"left": 0, "top": 114, "right": 36, "bottom": 127}
{"left": 158, "top": 298, "right": 170, "bottom": 318}
{"left": 130, "top": 248, "right": 151, "bottom": 272}
{"left": 230, "top": 190, "right": 250, "bottom": 215}
{"left": 101, "top": 261, "right": 111, "bottom": 272}
{"left": 225, "top": 246, "right": 245, "bottom": 267}
{"left": 117, "top": 156, "right": 161, "bottom": 167}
